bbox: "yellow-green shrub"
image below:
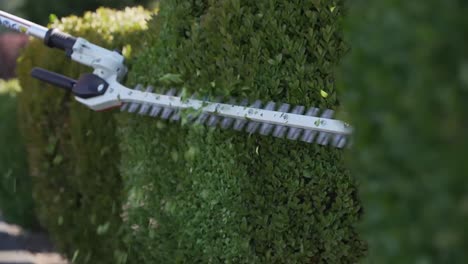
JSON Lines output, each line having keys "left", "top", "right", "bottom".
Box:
{"left": 16, "top": 7, "right": 151, "bottom": 263}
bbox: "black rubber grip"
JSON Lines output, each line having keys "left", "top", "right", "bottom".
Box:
{"left": 44, "top": 28, "right": 77, "bottom": 55}
{"left": 31, "top": 67, "right": 76, "bottom": 91}
{"left": 73, "top": 73, "right": 108, "bottom": 99}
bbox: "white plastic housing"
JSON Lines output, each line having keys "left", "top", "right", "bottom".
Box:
{"left": 71, "top": 38, "right": 128, "bottom": 81}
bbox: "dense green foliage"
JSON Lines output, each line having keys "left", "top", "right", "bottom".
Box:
{"left": 20, "top": 0, "right": 157, "bottom": 25}
{"left": 16, "top": 8, "right": 151, "bottom": 263}
{"left": 0, "top": 79, "right": 37, "bottom": 228}
{"left": 341, "top": 1, "right": 468, "bottom": 263}
{"left": 120, "top": 0, "right": 365, "bottom": 262}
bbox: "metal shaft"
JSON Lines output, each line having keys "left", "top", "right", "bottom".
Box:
{"left": 0, "top": 10, "right": 48, "bottom": 39}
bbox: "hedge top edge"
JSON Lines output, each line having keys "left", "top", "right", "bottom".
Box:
{"left": 0, "top": 10, "right": 351, "bottom": 148}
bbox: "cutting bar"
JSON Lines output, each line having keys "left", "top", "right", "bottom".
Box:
{"left": 121, "top": 90, "right": 352, "bottom": 135}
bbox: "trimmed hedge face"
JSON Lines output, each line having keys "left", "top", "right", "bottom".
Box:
{"left": 16, "top": 8, "right": 151, "bottom": 263}
{"left": 120, "top": 1, "right": 365, "bottom": 262}
{"left": 0, "top": 80, "right": 37, "bottom": 229}
{"left": 341, "top": 1, "right": 468, "bottom": 263}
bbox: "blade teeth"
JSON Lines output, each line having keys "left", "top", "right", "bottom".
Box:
{"left": 148, "top": 89, "right": 166, "bottom": 117}
{"left": 220, "top": 98, "right": 238, "bottom": 129}
{"left": 258, "top": 101, "right": 276, "bottom": 136}
{"left": 286, "top": 105, "right": 306, "bottom": 140}
{"left": 170, "top": 90, "right": 185, "bottom": 122}
{"left": 149, "top": 105, "right": 162, "bottom": 117}
{"left": 196, "top": 97, "right": 218, "bottom": 125}
{"left": 244, "top": 100, "right": 263, "bottom": 133}
{"left": 171, "top": 113, "right": 181, "bottom": 122}
{"left": 125, "top": 84, "right": 349, "bottom": 149}
{"left": 206, "top": 98, "right": 224, "bottom": 127}
{"left": 121, "top": 84, "right": 141, "bottom": 112}
{"left": 206, "top": 113, "right": 220, "bottom": 127}
{"left": 300, "top": 107, "right": 320, "bottom": 143}
{"left": 196, "top": 113, "right": 210, "bottom": 125}
{"left": 137, "top": 86, "right": 154, "bottom": 115}
{"left": 205, "top": 97, "right": 223, "bottom": 127}
{"left": 127, "top": 84, "right": 145, "bottom": 113}
{"left": 271, "top": 103, "right": 291, "bottom": 138}
{"left": 127, "top": 104, "right": 140, "bottom": 113}
{"left": 160, "top": 88, "right": 178, "bottom": 119}
{"left": 316, "top": 109, "right": 334, "bottom": 146}
{"left": 331, "top": 134, "right": 347, "bottom": 149}
{"left": 161, "top": 109, "right": 173, "bottom": 120}
{"left": 184, "top": 93, "right": 200, "bottom": 122}
{"left": 120, "top": 103, "right": 128, "bottom": 112}
{"left": 231, "top": 99, "right": 250, "bottom": 131}
{"left": 340, "top": 137, "right": 348, "bottom": 148}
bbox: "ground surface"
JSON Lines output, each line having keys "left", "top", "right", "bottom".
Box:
{"left": 0, "top": 216, "right": 67, "bottom": 264}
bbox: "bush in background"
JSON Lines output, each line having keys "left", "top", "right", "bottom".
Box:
{"left": 20, "top": 0, "right": 158, "bottom": 25}
{"left": 0, "top": 79, "right": 37, "bottom": 228}
{"left": 120, "top": 0, "right": 365, "bottom": 262}
{"left": 0, "top": 0, "right": 25, "bottom": 30}
{"left": 341, "top": 0, "right": 468, "bottom": 263}
{"left": 16, "top": 8, "right": 152, "bottom": 263}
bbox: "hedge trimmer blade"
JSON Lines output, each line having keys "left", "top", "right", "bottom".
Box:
{"left": 0, "top": 10, "right": 352, "bottom": 149}
{"left": 120, "top": 85, "right": 351, "bottom": 148}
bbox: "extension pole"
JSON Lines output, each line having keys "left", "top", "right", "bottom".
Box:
{"left": 0, "top": 10, "right": 48, "bottom": 39}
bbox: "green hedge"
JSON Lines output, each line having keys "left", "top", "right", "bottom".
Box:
{"left": 120, "top": 0, "right": 365, "bottom": 262}
{"left": 0, "top": 79, "right": 37, "bottom": 229}
{"left": 16, "top": 8, "right": 151, "bottom": 263}
{"left": 341, "top": 0, "right": 468, "bottom": 263}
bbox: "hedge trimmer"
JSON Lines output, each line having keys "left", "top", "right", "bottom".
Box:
{"left": 0, "top": 10, "right": 352, "bottom": 148}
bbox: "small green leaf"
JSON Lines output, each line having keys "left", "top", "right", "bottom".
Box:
{"left": 122, "top": 44, "right": 132, "bottom": 59}
{"left": 320, "top": 90, "right": 329, "bottom": 98}
{"left": 71, "top": 250, "right": 79, "bottom": 263}
{"left": 53, "top": 155, "right": 63, "bottom": 165}
{"left": 185, "top": 146, "right": 197, "bottom": 161}
{"left": 275, "top": 53, "right": 283, "bottom": 62}
{"left": 49, "top": 14, "right": 58, "bottom": 23}
{"left": 97, "top": 222, "right": 110, "bottom": 235}
{"left": 159, "top": 73, "right": 184, "bottom": 85}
